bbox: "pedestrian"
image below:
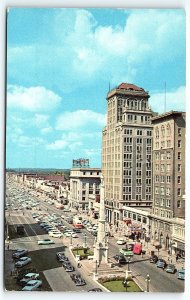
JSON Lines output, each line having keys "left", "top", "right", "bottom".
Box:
{"left": 7, "top": 244, "right": 9, "bottom": 250}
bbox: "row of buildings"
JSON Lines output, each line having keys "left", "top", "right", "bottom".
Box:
{"left": 8, "top": 82, "right": 185, "bottom": 257}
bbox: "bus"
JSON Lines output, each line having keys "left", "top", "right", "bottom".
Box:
{"left": 73, "top": 216, "right": 84, "bottom": 229}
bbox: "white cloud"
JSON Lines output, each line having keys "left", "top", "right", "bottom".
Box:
{"left": 46, "top": 140, "right": 68, "bottom": 150}
{"left": 8, "top": 9, "right": 185, "bottom": 91}
{"left": 150, "top": 86, "right": 186, "bottom": 114}
{"left": 56, "top": 110, "right": 106, "bottom": 130}
{"left": 7, "top": 85, "right": 61, "bottom": 112}
{"left": 40, "top": 127, "right": 53, "bottom": 134}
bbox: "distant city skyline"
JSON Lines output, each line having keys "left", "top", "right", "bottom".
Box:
{"left": 6, "top": 8, "right": 186, "bottom": 169}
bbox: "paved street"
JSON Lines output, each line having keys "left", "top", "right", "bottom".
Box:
{"left": 5, "top": 179, "right": 185, "bottom": 292}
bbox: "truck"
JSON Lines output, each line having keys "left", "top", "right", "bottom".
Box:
{"left": 73, "top": 216, "right": 83, "bottom": 229}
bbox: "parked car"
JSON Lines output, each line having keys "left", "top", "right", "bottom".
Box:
{"left": 12, "top": 249, "right": 28, "bottom": 259}
{"left": 73, "top": 228, "right": 81, "bottom": 233}
{"left": 177, "top": 269, "right": 185, "bottom": 280}
{"left": 70, "top": 273, "right": 86, "bottom": 286}
{"left": 15, "top": 257, "right": 32, "bottom": 268}
{"left": 22, "top": 279, "right": 42, "bottom": 291}
{"left": 165, "top": 264, "right": 176, "bottom": 274}
{"left": 117, "top": 239, "right": 126, "bottom": 245}
{"left": 49, "top": 232, "right": 63, "bottom": 238}
{"left": 65, "top": 265, "right": 75, "bottom": 272}
{"left": 38, "top": 239, "right": 55, "bottom": 245}
{"left": 113, "top": 254, "right": 127, "bottom": 264}
{"left": 20, "top": 273, "right": 40, "bottom": 286}
{"left": 88, "top": 288, "right": 103, "bottom": 292}
{"left": 156, "top": 259, "right": 167, "bottom": 269}
{"left": 119, "top": 248, "right": 133, "bottom": 257}
{"left": 149, "top": 255, "right": 158, "bottom": 263}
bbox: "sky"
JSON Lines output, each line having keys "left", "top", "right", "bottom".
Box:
{"left": 6, "top": 8, "right": 186, "bottom": 169}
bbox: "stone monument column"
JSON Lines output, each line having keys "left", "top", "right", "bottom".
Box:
{"left": 93, "top": 175, "right": 109, "bottom": 266}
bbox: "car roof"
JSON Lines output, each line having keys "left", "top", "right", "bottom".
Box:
{"left": 25, "top": 273, "right": 38, "bottom": 276}
{"left": 27, "top": 280, "right": 39, "bottom": 284}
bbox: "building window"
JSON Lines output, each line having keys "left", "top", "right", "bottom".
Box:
{"left": 178, "top": 128, "right": 182, "bottom": 136}
{"left": 161, "top": 187, "right": 164, "bottom": 195}
{"left": 155, "top": 127, "right": 159, "bottom": 138}
{"left": 177, "top": 188, "right": 181, "bottom": 196}
{"left": 167, "top": 140, "right": 171, "bottom": 147}
{"left": 166, "top": 176, "right": 171, "bottom": 183}
{"left": 155, "top": 187, "right": 159, "bottom": 194}
{"left": 161, "top": 164, "right": 165, "bottom": 172}
{"left": 166, "top": 164, "right": 171, "bottom": 172}
{"left": 137, "top": 130, "right": 142, "bottom": 135}
{"left": 161, "top": 176, "right": 165, "bottom": 183}
{"left": 137, "top": 138, "right": 142, "bottom": 144}
{"left": 178, "top": 140, "right": 182, "bottom": 148}
{"left": 166, "top": 199, "right": 171, "bottom": 207}
{"left": 178, "top": 176, "right": 181, "bottom": 184}
{"left": 161, "top": 141, "right": 165, "bottom": 148}
{"left": 155, "top": 142, "right": 159, "bottom": 149}
{"left": 155, "top": 175, "right": 159, "bottom": 183}
{"left": 147, "top": 130, "right": 152, "bottom": 136}
{"left": 166, "top": 188, "right": 171, "bottom": 196}
{"left": 83, "top": 172, "right": 86, "bottom": 175}
{"left": 161, "top": 125, "right": 165, "bottom": 137}
{"left": 155, "top": 152, "right": 159, "bottom": 160}
{"left": 161, "top": 153, "right": 165, "bottom": 160}
{"left": 178, "top": 164, "right": 181, "bottom": 172}
{"left": 127, "top": 129, "right": 132, "bottom": 135}
{"left": 166, "top": 152, "right": 171, "bottom": 159}
{"left": 166, "top": 124, "right": 171, "bottom": 136}
{"left": 177, "top": 200, "right": 181, "bottom": 208}
{"left": 178, "top": 152, "right": 181, "bottom": 160}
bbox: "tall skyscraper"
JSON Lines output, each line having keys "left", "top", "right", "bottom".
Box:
{"left": 102, "top": 83, "right": 153, "bottom": 225}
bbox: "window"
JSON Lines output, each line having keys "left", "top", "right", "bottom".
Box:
{"left": 137, "top": 138, "right": 142, "bottom": 144}
{"left": 155, "top": 187, "right": 159, "bottom": 194}
{"left": 166, "top": 152, "right": 171, "bottom": 159}
{"left": 155, "top": 153, "right": 159, "bottom": 160}
{"left": 178, "top": 152, "right": 181, "bottom": 160}
{"left": 161, "top": 176, "right": 165, "bottom": 183}
{"left": 161, "top": 187, "right": 164, "bottom": 195}
{"left": 178, "top": 128, "right": 182, "bottom": 136}
{"left": 178, "top": 176, "right": 181, "bottom": 184}
{"left": 178, "top": 140, "right": 182, "bottom": 148}
{"left": 155, "top": 164, "right": 159, "bottom": 171}
{"left": 161, "top": 164, "right": 165, "bottom": 172}
{"left": 141, "top": 116, "right": 143, "bottom": 123}
{"left": 166, "top": 176, "right": 171, "bottom": 183}
{"left": 167, "top": 164, "right": 171, "bottom": 172}
{"left": 155, "top": 127, "right": 159, "bottom": 138}
{"left": 161, "top": 125, "right": 165, "bottom": 137}
{"left": 83, "top": 172, "right": 86, "bottom": 175}
{"left": 127, "top": 129, "right": 132, "bottom": 135}
{"left": 177, "top": 188, "right": 181, "bottom": 196}
{"left": 137, "top": 130, "right": 142, "bottom": 136}
{"left": 167, "top": 140, "right": 171, "bottom": 147}
{"left": 155, "top": 175, "right": 159, "bottom": 183}
{"left": 161, "top": 198, "right": 165, "bottom": 206}
{"left": 161, "top": 153, "right": 165, "bottom": 160}
{"left": 166, "top": 124, "right": 171, "bottom": 136}
{"left": 161, "top": 141, "right": 165, "bottom": 148}
{"left": 177, "top": 200, "right": 181, "bottom": 208}
{"left": 178, "top": 164, "right": 181, "bottom": 172}
{"left": 155, "top": 142, "right": 159, "bottom": 149}
{"left": 166, "top": 199, "right": 171, "bottom": 207}
{"left": 147, "top": 130, "right": 152, "bottom": 136}
{"left": 147, "top": 138, "right": 152, "bottom": 145}
{"left": 166, "top": 188, "right": 171, "bottom": 196}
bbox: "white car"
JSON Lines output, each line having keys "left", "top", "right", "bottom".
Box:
{"left": 49, "top": 232, "right": 63, "bottom": 238}
{"left": 117, "top": 239, "right": 126, "bottom": 245}
{"left": 20, "top": 273, "right": 40, "bottom": 285}
{"left": 15, "top": 257, "right": 32, "bottom": 268}
{"left": 22, "top": 279, "right": 42, "bottom": 291}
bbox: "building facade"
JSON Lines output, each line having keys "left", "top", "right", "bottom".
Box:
{"left": 102, "top": 83, "right": 154, "bottom": 225}
{"left": 70, "top": 168, "right": 101, "bottom": 210}
{"left": 151, "top": 111, "right": 185, "bottom": 252}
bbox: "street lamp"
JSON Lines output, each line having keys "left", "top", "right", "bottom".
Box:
{"left": 123, "top": 279, "right": 128, "bottom": 292}
{"left": 70, "top": 234, "right": 73, "bottom": 246}
{"left": 95, "top": 260, "right": 98, "bottom": 275}
{"left": 126, "top": 256, "right": 131, "bottom": 271}
{"left": 84, "top": 233, "right": 87, "bottom": 248}
{"left": 146, "top": 274, "right": 150, "bottom": 292}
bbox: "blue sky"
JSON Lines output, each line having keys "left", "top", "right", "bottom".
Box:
{"left": 6, "top": 8, "right": 186, "bottom": 169}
